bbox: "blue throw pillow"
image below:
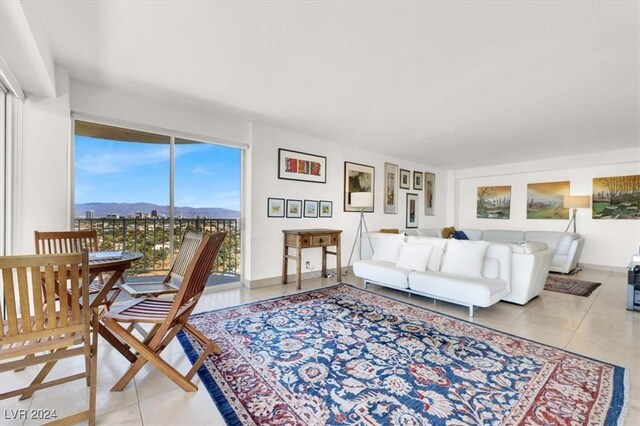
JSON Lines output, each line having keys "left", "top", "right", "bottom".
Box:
{"left": 453, "top": 230, "right": 469, "bottom": 240}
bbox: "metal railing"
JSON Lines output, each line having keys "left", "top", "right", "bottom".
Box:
{"left": 74, "top": 218, "right": 241, "bottom": 277}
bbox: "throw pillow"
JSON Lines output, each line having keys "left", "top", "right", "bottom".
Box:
{"left": 372, "top": 233, "right": 405, "bottom": 263}
{"left": 442, "top": 226, "right": 456, "bottom": 239}
{"left": 441, "top": 239, "right": 490, "bottom": 278}
{"left": 405, "top": 236, "right": 448, "bottom": 271}
{"left": 453, "top": 230, "right": 469, "bottom": 240}
{"left": 379, "top": 228, "right": 400, "bottom": 234}
{"left": 395, "top": 243, "right": 433, "bottom": 271}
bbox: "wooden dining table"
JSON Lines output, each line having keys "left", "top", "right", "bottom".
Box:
{"left": 86, "top": 251, "right": 143, "bottom": 309}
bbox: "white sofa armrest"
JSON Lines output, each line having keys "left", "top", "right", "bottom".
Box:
{"left": 503, "top": 246, "right": 554, "bottom": 304}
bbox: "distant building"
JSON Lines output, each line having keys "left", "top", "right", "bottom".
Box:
{"left": 150, "top": 209, "right": 158, "bottom": 217}
{"left": 105, "top": 214, "right": 120, "bottom": 219}
{"left": 85, "top": 210, "right": 95, "bottom": 219}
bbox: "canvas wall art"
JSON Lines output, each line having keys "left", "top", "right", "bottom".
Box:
{"left": 526, "top": 181, "right": 570, "bottom": 219}
{"left": 384, "top": 163, "right": 398, "bottom": 214}
{"left": 593, "top": 174, "right": 640, "bottom": 219}
{"left": 477, "top": 186, "right": 511, "bottom": 219}
{"left": 278, "top": 148, "right": 327, "bottom": 183}
{"left": 424, "top": 172, "right": 435, "bottom": 216}
{"left": 344, "top": 162, "right": 375, "bottom": 212}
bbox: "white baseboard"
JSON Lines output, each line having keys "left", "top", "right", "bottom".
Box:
{"left": 579, "top": 263, "right": 628, "bottom": 273}
{"left": 246, "top": 268, "right": 344, "bottom": 289}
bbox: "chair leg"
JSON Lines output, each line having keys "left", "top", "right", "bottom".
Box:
{"left": 182, "top": 323, "right": 222, "bottom": 380}
{"left": 105, "top": 319, "right": 197, "bottom": 392}
{"left": 18, "top": 349, "right": 64, "bottom": 400}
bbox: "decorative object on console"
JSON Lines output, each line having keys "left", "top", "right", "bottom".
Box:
{"left": 424, "top": 172, "right": 435, "bottom": 215}
{"left": 384, "top": 162, "right": 398, "bottom": 214}
{"left": 477, "top": 185, "right": 511, "bottom": 219}
{"left": 592, "top": 174, "right": 640, "bottom": 219}
{"left": 304, "top": 200, "right": 319, "bottom": 218}
{"left": 346, "top": 192, "right": 375, "bottom": 274}
{"left": 286, "top": 199, "right": 302, "bottom": 218}
{"left": 563, "top": 195, "right": 591, "bottom": 232}
{"left": 319, "top": 200, "right": 333, "bottom": 218}
{"left": 399, "top": 168, "right": 410, "bottom": 189}
{"left": 527, "top": 181, "right": 570, "bottom": 219}
{"left": 406, "top": 193, "right": 419, "bottom": 228}
{"left": 344, "top": 162, "right": 375, "bottom": 212}
{"left": 545, "top": 275, "right": 601, "bottom": 297}
{"left": 278, "top": 148, "right": 326, "bottom": 183}
{"left": 267, "top": 198, "right": 285, "bottom": 217}
{"left": 177, "top": 285, "right": 627, "bottom": 426}
{"left": 413, "top": 171, "right": 423, "bottom": 190}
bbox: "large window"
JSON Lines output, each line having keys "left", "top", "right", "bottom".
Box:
{"left": 74, "top": 120, "right": 242, "bottom": 286}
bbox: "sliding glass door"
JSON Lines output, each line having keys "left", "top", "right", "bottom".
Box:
{"left": 74, "top": 120, "right": 242, "bottom": 285}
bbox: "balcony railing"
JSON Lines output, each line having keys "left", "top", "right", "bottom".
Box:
{"left": 74, "top": 218, "right": 241, "bottom": 279}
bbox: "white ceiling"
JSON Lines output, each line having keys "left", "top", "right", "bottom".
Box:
{"left": 24, "top": 1, "right": 640, "bottom": 168}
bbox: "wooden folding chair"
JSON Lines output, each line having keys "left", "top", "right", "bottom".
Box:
{"left": 119, "top": 231, "right": 205, "bottom": 298}
{"left": 35, "top": 230, "right": 121, "bottom": 311}
{"left": 101, "top": 232, "right": 226, "bottom": 392}
{"left": 0, "top": 252, "right": 97, "bottom": 426}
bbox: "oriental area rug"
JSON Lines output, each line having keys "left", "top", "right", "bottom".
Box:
{"left": 545, "top": 275, "right": 602, "bottom": 297}
{"left": 177, "top": 284, "right": 627, "bottom": 426}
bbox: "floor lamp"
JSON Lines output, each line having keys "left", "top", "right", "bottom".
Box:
{"left": 563, "top": 195, "right": 591, "bottom": 233}
{"left": 345, "top": 192, "right": 374, "bottom": 275}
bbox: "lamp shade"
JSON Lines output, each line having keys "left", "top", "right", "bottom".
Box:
{"left": 350, "top": 192, "right": 373, "bottom": 208}
{"left": 563, "top": 195, "right": 591, "bottom": 209}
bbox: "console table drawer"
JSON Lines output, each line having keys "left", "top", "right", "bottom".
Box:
{"left": 311, "top": 235, "right": 332, "bottom": 246}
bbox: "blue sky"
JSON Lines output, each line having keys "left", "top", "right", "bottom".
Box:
{"left": 75, "top": 136, "right": 240, "bottom": 210}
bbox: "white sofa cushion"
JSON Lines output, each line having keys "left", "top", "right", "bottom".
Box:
{"left": 482, "top": 230, "right": 525, "bottom": 243}
{"left": 508, "top": 241, "right": 549, "bottom": 254}
{"left": 353, "top": 260, "right": 411, "bottom": 289}
{"left": 409, "top": 270, "right": 507, "bottom": 307}
{"left": 372, "top": 233, "right": 405, "bottom": 263}
{"left": 395, "top": 243, "right": 433, "bottom": 271}
{"left": 441, "top": 240, "right": 490, "bottom": 278}
{"left": 405, "top": 236, "right": 448, "bottom": 271}
{"left": 482, "top": 258, "right": 500, "bottom": 279}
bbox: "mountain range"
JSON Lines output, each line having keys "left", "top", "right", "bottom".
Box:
{"left": 76, "top": 202, "right": 240, "bottom": 219}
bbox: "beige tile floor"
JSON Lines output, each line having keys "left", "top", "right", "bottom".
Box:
{"left": 1, "top": 268, "right": 638, "bottom": 425}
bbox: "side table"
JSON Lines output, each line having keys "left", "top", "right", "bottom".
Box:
{"left": 282, "top": 229, "right": 342, "bottom": 289}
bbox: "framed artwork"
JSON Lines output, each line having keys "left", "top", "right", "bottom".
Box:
{"left": 286, "top": 199, "right": 302, "bottom": 218}
{"left": 593, "top": 174, "right": 640, "bottom": 219}
{"left": 406, "top": 193, "right": 419, "bottom": 228}
{"left": 527, "top": 181, "right": 570, "bottom": 219}
{"left": 424, "top": 172, "right": 435, "bottom": 216}
{"left": 278, "top": 148, "right": 327, "bottom": 183}
{"left": 304, "top": 200, "right": 319, "bottom": 218}
{"left": 344, "top": 161, "right": 375, "bottom": 212}
{"left": 384, "top": 163, "right": 398, "bottom": 214}
{"left": 399, "top": 169, "right": 410, "bottom": 189}
{"left": 413, "top": 171, "right": 423, "bottom": 190}
{"left": 319, "top": 200, "right": 333, "bottom": 218}
{"left": 267, "top": 198, "right": 285, "bottom": 217}
{"left": 477, "top": 186, "right": 511, "bottom": 219}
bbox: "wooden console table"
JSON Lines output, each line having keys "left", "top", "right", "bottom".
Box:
{"left": 282, "top": 229, "right": 342, "bottom": 289}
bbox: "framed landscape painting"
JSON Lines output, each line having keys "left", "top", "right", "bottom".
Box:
{"left": 384, "top": 163, "right": 398, "bottom": 214}
{"left": 304, "top": 200, "right": 319, "bottom": 218}
{"left": 527, "top": 181, "right": 570, "bottom": 219}
{"left": 399, "top": 169, "right": 410, "bottom": 189}
{"left": 424, "top": 172, "right": 435, "bottom": 215}
{"left": 477, "top": 186, "right": 511, "bottom": 219}
{"left": 413, "top": 171, "right": 423, "bottom": 190}
{"left": 406, "top": 193, "right": 419, "bottom": 228}
{"left": 286, "top": 199, "right": 302, "bottom": 218}
{"left": 319, "top": 200, "right": 333, "bottom": 218}
{"left": 278, "top": 148, "right": 327, "bottom": 183}
{"left": 267, "top": 198, "right": 285, "bottom": 217}
{"left": 344, "top": 162, "right": 375, "bottom": 212}
{"left": 593, "top": 174, "right": 640, "bottom": 219}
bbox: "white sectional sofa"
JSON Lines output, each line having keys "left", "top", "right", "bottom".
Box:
{"left": 459, "top": 229, "right": 584, "bottom": 274}
{"left": 353, "top": 233, "right": 554, "bottom": 316}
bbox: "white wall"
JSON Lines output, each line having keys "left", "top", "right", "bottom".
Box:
{"left": 16, "top": 66, "right": 71, "bottom": 254}
{"left": 247, "top": 122, "right": 448, "bottom": 282}
{"left": 453, "top": 148, "right": 640, "bottom": 268}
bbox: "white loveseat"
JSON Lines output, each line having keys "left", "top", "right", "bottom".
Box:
{"left": 459, "top": 229, "right": 584, "bottom": 274}
{"left": 354, "top": 233, "right": 554, "bottom": 313}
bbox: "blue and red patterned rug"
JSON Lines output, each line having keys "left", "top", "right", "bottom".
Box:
{"left": 178, "top": 284, "right": 627, "bottom": 425}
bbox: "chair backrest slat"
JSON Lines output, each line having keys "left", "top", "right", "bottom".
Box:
{"left": 0, "top": 252, "right": 88, "bottom": 342}
{"left": 35, "top": 230, "right": 99, "bottom": 255}
{"left": 167, "top": 232, "right": 226, "bottom": 318}
{"left": 168, "top": 232, "right": 205, "bottom": 283}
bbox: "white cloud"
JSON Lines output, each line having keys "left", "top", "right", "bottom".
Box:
{"left": 192, "top": 166, "right": 210, "bottom": 175}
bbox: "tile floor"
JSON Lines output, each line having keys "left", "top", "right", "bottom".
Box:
{"left": 1, "top": 268, "right": 638, "bottom": 425}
